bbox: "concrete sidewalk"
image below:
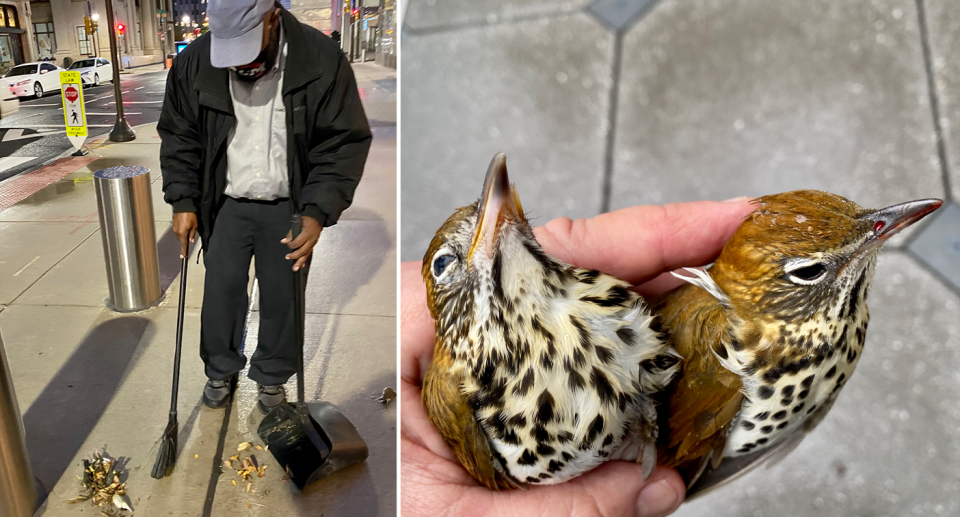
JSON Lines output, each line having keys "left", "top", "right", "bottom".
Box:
{"left": 0, "top": 61, "right": 396, "bottom": 516}
{"left": 402, "top": 1, "right": 959, "bottom": 516}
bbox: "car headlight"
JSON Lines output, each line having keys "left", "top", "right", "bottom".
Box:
{"left": 16, "top": 80, "right": 30, "bottom": 86}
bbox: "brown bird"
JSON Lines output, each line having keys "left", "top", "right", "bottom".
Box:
{"left": 652, "top": 190, "right": 942, "bottom": 497}
{"left": 420, "top": 154, "right": 680, "bottom": 488}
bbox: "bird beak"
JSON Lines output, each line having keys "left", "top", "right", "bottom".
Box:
{"left": 861, "top": 198, "right": 943, "bottom": 245}
{"left": 468, "top": 153, "right": 524, "bottom": 262}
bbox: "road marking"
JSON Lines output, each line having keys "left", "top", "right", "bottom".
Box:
{"left": 103, "top": 101, "right": 162, "bottom": 104}
{"left": 83, "top": 112, "right": 142, "bottom": 115}
{"left": 9, "top": 124, "right": 113, "bottom": 128}
{"left": 17, "top": 103, "right": 59, "bottom": 107}
{"left": 13, "top": 256, "right": 40, "bottom": 277}
{"left": 135, "top": 86, "right": 144, "bottom": 90}
{"left": 1, "top": 128, "right": 61, "bottom": 141}
{"left": 0, "top": 156, "right": 35, "bottom": 174}
{"left": 121, "top": 90, "right": 131, "bottom": 94}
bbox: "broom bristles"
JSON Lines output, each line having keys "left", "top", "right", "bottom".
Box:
{"left": 151, "top": 419, "right": 178, "bottom": 479}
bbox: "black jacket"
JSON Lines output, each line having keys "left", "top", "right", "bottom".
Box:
{"left": 158, "top": 9, "right": 372, "bottom": 247}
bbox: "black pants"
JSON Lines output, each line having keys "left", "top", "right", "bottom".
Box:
{"left": 200, "top": 197, "right": 300, "bottom": 386}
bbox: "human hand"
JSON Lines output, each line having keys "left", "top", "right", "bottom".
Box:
{"left": 281, "top": 215, "right": 322, "bottom": 271}
{"left": 172, "top": 211, "right": 198, "bottom": 258}
{"left": 401, "top": 198, "right": 756, "bottom": 517}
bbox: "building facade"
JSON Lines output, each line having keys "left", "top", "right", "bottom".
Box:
{"left": 10, "top": 0, "right": 175, "bottom": 72}
{"left": 0, "top": 1, "right": 34, "bottom": 74}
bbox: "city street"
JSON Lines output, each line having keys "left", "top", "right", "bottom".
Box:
{"left": 0, "top": 65, "right": 168, "bottom": 182}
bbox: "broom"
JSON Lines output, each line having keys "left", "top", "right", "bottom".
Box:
{"left": 152, "top": 256, "right": 188, "bottom": 479}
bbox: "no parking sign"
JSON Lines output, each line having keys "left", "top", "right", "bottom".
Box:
{"left": 60, "top": 71, "right": 87, "bottom": 150}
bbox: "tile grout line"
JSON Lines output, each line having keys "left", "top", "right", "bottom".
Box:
{"left": 402, "top": 7, "right": 586, "bottom": 37}
{"left": 899, "top": 247, "right": 960, "bottom": 297}
{"left": 6, "top": 226, "right": 101, "bottom": 306}
{"left": 914, "top": 0, "right": 954, "bottom": 200}
{"left": 600, "top": 30, "right": 624, "bottom": 214}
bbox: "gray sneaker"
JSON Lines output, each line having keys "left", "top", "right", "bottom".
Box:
{"left": 258, "top": 384, "right": 287, "bottom": 415}
{"left": 202, "top": 374, "right": 237, "bottom": 409}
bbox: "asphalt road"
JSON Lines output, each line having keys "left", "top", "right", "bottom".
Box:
{"left": 0, "top": 67, "right": 168, "bottom": 181}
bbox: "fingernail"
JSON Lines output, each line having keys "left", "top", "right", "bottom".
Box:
{"left": 723, "top": 196, "right": 750, "bottom": 203}
{"left": 637, "top": 480, "right": 681, "bottom": 517}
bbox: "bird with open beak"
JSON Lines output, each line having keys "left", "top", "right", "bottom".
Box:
{"left": 652, "top": 190, "right": 942, "bottom": 497}
{"left": 420, "top": 154, "right": 681, "bottom": 488}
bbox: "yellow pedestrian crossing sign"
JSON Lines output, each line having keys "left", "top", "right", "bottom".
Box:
{"left": 60, "top": 71, "right": 87, "bottom": 150}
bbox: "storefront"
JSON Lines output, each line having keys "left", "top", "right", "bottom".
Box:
{"left": 0, "top": 3, "right": 25, "bottom": 75}
{"left": 374, "top": 0, "right": 395, "bottom": 69}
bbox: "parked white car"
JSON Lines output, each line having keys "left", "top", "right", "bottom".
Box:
{"left": 2, "top": 62, "right": 64, "bottom": 99}
{"left": 68, "top": 57, "right": 113, "bottom": 87}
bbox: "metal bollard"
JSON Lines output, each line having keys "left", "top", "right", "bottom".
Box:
{"left": 94, "top": 166, "right": 162, "bottom": 311}
{"left": 0, "top": 330, "right": 38, "bottom": 517}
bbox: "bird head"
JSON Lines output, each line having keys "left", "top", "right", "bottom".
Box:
{"left": 710, "top": 190, "right": 942, "bottom": 324}
{"left": 423, "top": 154, "right": 552, "bottom": 347}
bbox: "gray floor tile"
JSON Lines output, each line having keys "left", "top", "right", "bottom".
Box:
{"left": 305, "top": 220, "right": 396, "bottom": 317}
{"left": 405, "top": 0, "right": 594, "bottom": 31}
{"left": 589, "top": 0, "right": 657, "bottom": 31}
{"left": 675, "top": 251, "right": 960, "bottom": 517}
{"left": 925, "top": 0, "right": 960, "bottom": 202}
{"left": 14, "top": 222, "right": 169, "bottom": 308}
{"left": 401, "top": 12, "right": 615, "bottom": 260}
{"left": 0, "top": 221, "right": 98, "bottom": 305}
{"left": 908, "top": 201, "right": 960, "bottom": 290}
{"left": 611, "top": 0, "right": 944, "bottom": 222}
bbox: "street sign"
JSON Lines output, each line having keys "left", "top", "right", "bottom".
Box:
{"left": 60, "top": 71, "right": 87, "bottom": 150}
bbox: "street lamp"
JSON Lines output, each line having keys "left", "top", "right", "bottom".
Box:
{"left": 91, "top": 13, "right": 100, "bottom": 57}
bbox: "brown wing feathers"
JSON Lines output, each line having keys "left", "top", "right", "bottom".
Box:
{"left": 652, "top": 284, "right": 743, "bottom": 483}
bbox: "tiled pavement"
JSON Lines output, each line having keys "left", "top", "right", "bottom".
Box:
{"left": 0, "top": 62, "right": 396, "bottom": 516}
{"left": 400, "top": 1, "right": 960, "bottom": 516}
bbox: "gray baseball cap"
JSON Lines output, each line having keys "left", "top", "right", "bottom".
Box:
{"left": 207, "top": 0, "right": 275, "bottom": 68}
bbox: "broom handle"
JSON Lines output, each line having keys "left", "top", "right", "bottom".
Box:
{"left": 291, "top": 215, "right": 306, "bottom": 410}
{"left": 170, "top": 256, "right": 188, "bottom": 415}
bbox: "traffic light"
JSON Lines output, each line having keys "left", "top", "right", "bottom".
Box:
{"left": 84, "top": 16, "right": 92, "bottom": 35}
{"left": 116, "top": 23, "right": 125, "bottom": 37}
{"left": 352, "top": 8, "right": 358, "bottom": 17}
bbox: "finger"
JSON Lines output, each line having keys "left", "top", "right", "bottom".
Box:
{"left": 400, "top": 261, "right": 435, "bottom": 384}
{"left": 280, "top": 229, "right": 292, "bottom": 244}
{"left": 188, "top": 226, "right": 196, "bottom": 243}
{"left": 285, "top": 243, "right": 313, "bottom": 261}
{"left": 293, "top": 256, "right": 308, "bottom": 271}
{"left": 286, "top": 231, "right": 308, "bottom": 249}
{"left": 180, "top": 238, "right": 188, "bottom": 259}
{"left": 533, "top": 199, "right": 755, "bottom": 285}
{"left": 491, "top": 463, "right": 684, "bottom": 517}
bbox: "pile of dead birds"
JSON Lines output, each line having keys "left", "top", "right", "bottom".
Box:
{"left": 66, "top": 451, "right": 134, "bottom": 516}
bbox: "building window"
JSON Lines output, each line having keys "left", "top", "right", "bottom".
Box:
{"left": 34, "top": 22, "right": 57, "bottom": 60}
{"left": 77, "top": 26, "right": 91, "bottom": 55}
{"left": 2, "top": 5, "right": 20, "bottom": 29}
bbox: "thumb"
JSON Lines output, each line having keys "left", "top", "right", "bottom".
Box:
{"left": 495, "top": 463, "right": 685, "bottom": 517}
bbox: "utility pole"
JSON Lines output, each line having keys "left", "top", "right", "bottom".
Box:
{"left": 105, "top": 0, "right": 135, "bottom": 142}
{"left": 157, "top": 0, "right": 168, "bottom": 69}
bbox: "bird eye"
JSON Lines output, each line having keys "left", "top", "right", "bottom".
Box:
{"left": 432, "top": 252, "right": 457, "bottom": 279}
{"left": 785, "top": 263, "right": 827, "bottom": 284}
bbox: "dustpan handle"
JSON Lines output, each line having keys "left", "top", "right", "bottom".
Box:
{"left": 291, "top": 215, "right": 306, "bottom": 409}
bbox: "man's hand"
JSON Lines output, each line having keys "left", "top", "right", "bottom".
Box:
{"left": 401, "top": 198, "right": 756, "bottom": 517}
{"left": 173, "top": 212, "right": 198, "bottom": 259}
{"left": 281, "top": 215, "right": 322, "bottom": 271}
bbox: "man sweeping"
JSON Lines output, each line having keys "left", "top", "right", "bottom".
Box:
{"left": 158, "top": 0, "right": 371, "bottom": 415}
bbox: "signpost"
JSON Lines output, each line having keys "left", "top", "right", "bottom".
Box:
{"left": 60, "top": 71, "right": 88, "bottom": 154}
